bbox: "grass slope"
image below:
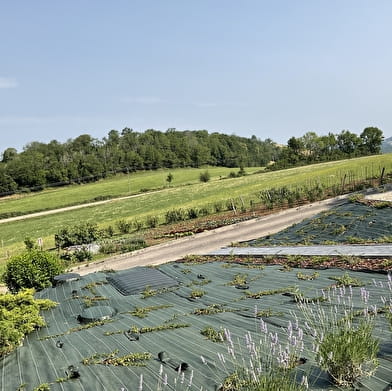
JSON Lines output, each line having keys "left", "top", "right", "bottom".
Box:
{"left": 0, "top": 167, "right": 255, "bottom": 216}
{"left": 0, "top": 155, "right": 391, "bottom": 264}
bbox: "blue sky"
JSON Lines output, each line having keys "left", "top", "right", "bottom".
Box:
{"left": 1, "top": 0, "right": 391, "bottom": 151}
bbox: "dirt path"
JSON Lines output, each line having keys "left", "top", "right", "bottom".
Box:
{"left": 0, "top": 189, "right": 165, "bottom": 224}
{"left": 72, "top": 195, "right": 348, "bottom": 276}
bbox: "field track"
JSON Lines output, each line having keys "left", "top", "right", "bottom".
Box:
{"left": 0, "top": 189, "right": 165, "bottom": 224}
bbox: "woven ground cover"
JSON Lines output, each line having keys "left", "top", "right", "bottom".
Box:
{"left": 1, "top": 262, "right": 391, "bottom": 391}
{"left": 245, "top": 202, "right": 392, "bottom": 246}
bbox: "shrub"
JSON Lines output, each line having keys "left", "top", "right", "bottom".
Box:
{"left": 3, "top": 249, "right": 64, "bottom": 292}
{"left": 146, "top": 215, "right": 159, "bottom": 228}
{"left": 199, "top": 206, "right": 210, "bottom": 216}
{"left": 99, "top": 238, "right": 146, "bottom": 255}
{"left": 298, "top": 286, "right": 379, "bottom": 387}
{"left": 316, "top": 320, "right": 379, "bottom": 386}
{"left": 116, "top": 219, "right": 132, "bottom": 234}
{"left": 103, "top": 225, "right": 114, "bottom": 237}
{"left": 55, "top": 222, "right": 101, "bottom": 249}
{"left": 133, "top": 219, "right": 144, "bottom": 231}
{"left": 214, "top": 202, "right": 223, "bottom": 212}
{"left": 165, "top": 209, "right": 186, "bottom": 224}
{"left": 199, "top": 170, "right": 211, "bottom": 182}
{"left": 24, "top": 237, "right": 35, "bottom": 250}
{"left": 187, "top": 207, "right": 199, "bottom": 219}
{"left": 73, "top": 247, "right": 93, "bottom": 262}
{"left": 0, "top": 289, "right": 57, "bottom": 357}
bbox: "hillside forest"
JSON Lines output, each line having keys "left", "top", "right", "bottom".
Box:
{"left": 0, "top": 127, "right": 383, "bottom": 195}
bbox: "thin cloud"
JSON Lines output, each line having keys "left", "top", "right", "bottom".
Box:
{"left": 0, "top": 77, "right": 18, "bottom": 88}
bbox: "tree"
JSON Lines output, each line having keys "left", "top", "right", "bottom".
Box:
{"left": 337, "top": 130, "right": 361, "bottom": 156}
{"left": 360, "top": 127, "right": 383, "bottom": 155}
{"left": 166, "top": 172, "right": 173, "bottom": 186}
{"left": 3, "top": 249, "right": 64, "bottom": 292}
{"left": 199, "top": 170, "right": 211, "bottom": 182}
{"left": 1, "top": 147, "right": 17, "bottom": 163}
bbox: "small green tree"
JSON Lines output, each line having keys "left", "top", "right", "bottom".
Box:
{"left": 199, "top": 170, "right": 211, "bottom": 183}
{"left": 3, "top": 249, "right": 64, "bottom": 292}
{"left": 166, "top": 172, "right": 173, "bottom": 186}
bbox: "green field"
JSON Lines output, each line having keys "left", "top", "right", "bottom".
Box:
{"left": 0, "top": 155, "right": 391, "bottom": 264}
{"left": 0, "top": 167, "right": 257, "bottom": 216}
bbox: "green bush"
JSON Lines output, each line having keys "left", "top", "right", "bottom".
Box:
{"left": 187, "top": 207, "right": 199, "bottom": 219}
{"left": 317, "top": 320, "right": 379, "bottom": 387}
{"left": 3, "top": 249, "right": 64, "bottom": 292}
{"left": 99, "top": 238, "right": 146, "bottom": 254}
{"left": 165, "top": 209, "right": 186, "bottom": 224}
{"left": 116, "top": 219, "right": 132, "bottom": 234}
{"left": 54, "top": 222, "right": 101, "bottom": 249}
{"left": 146, "top": 215, "right": 159, "bottom": 228}
{"left": 0, "top": 289, "right": 57, "bottom": 357}
{"left": 199, "top": 170, "right": 211, "bottom": 182}
{"left": 133, "top": 219, "right": 144, "bottom": 231}
{"left": 73, "top": 247, "right": 93, "bottom": 262}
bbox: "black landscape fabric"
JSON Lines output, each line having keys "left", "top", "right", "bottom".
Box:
{"left": 1, "top": 261, "right": 391, "bottom": 390}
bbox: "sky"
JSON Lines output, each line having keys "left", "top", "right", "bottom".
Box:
{"left": 1, "top": 0, "right": 392, "bottom": 152}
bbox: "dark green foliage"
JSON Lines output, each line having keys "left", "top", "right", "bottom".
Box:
{"left": 104, "top": 225, "right": 114, "bottom": 237}
{"left": 165, "top": 208, "right": 186, "bottom": 224}
{"left": 24, "top": 237, "right": 35, "bottom": 250}
{"left": 145, "top": 215, "right": 159, "bottom": 228}
{"left": 199, "top": 170, "right": 211, "bottom": 182}
{"left": 72, "top": 247, "right": 93, "bottom": 262}
{"left": 269, "top": 128, "right": 384, "bottom": 170}
{"left": 3, "top": 250, "right": 64, "bottom": 292}
{"left": 116, "top": 219, "right": 132, "bottom": 234}
{"left": 166, "top": 172, "right": 173, "bottom": 185}
{"left": 54, "top": 222, "right": 101, "bottom": 249}
{"left": 187, "top": 207, "right": 199, "bottom": 219}
{"left": 0, "top": 129, "right": 278, "bottom": 196}
{"left": 99, "top": 237, "right": 146, "bottom": 254}
{"left": 133, "top": 219, "right": 144, "bottom": 231}
{"left": 0, "top": 289, "right": 57, "bottom": 357}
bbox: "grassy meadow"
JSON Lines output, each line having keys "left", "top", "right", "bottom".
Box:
{"left": 0, "top": 154, "right": 391, "bottom": 267}
{"left": 0, "top": 166, "right": 257, "bottom": 216}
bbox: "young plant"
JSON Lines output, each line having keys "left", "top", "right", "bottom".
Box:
{"left": 329, "top": 272, "right": 365, "bottom": 287}
{"left": 298, "top": 286, "right": 379, "bottom": 387}
{"left": 190, "top": 289, "right": 205, "bottom": 299}
{"left": 200, "top": 326, "right": 226, "bottom": 342}
{"left": 215, "top": 321, "right": 308, "bottom": 391}
{"left": 296, "top": 271, "right": 319, "bottom": 281}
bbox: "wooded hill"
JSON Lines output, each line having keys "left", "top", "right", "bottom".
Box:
{"left": 0, "top": 127, "right": 384, "bottom": 195}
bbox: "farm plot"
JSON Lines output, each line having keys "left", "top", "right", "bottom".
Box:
{"left": 1, "top": 260, "right": 391, "bottom": 390}
{"left": 245, "top": 201, "right": 392, "bottom": 246}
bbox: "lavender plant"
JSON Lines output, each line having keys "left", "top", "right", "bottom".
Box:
{"left": 380, "top": 273, "right": 392, "bottom": 330}
{"left": 209, "top": 311, "right": 309, "bottom": 391}
{"left": 298, "top": 285, "right": 379, "bottom": 387}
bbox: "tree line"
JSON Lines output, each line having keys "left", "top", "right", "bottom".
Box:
{"left": 270, "top": 127, "right": 383, "bottom": 170}
{"left": 0, "top": 128, "right": 277, "bottom": 194}
{"left": 0, "top": 126, "right": 383, "bottom": 195}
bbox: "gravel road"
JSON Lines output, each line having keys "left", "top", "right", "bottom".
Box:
{"left": 73, "top": 195, "right": 348, "bottom": 276}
